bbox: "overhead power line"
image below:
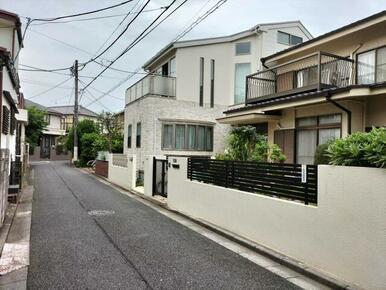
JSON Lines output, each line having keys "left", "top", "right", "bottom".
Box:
{"left": 82, "top": 0, "right": 151, "bottom": 67}
{"left": 30, "top": 0, "right": 135, "bottom": 22}
{"left": 84, "top": 0, "right": 228, "bottom": 108}
{"left": 28, "top": 7, "right": 165, "bottom": 26}
{"left": 27, "top": 76, "right": 73, "bottom": 100}
{"left": 82, "top": 0, "right": 185, "bottom": 95}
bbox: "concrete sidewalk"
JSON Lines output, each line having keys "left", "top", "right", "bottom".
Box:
{"left": 0, "top": 185, "right": 33, "bottom": 290}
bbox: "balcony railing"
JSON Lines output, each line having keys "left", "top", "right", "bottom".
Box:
{"left": 126, "top": 74, "right": 176, "bottom": 104}
{"left": 246, "top": 52, "right": 354, "bottom": 104}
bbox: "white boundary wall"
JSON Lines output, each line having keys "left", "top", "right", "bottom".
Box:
{"left": 167, "top": 157, "right": 386, "bottom": 289}
{"left": 108, "top": 154, "right": 136, "bottom": 190}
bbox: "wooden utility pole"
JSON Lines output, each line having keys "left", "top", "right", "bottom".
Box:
{"left": 73, "top": 60, "right": 79, "bottom": 162}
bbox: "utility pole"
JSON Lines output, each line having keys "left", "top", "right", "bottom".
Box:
{"left": 73, "top": 60, "right": 79, "bottom": 163}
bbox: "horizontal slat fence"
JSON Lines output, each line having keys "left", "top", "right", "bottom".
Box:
{"left": 187, "top": 158, "right": 317, "bottom": 205}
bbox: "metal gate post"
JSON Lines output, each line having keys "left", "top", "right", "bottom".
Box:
{"left": 152, "top": 157, "right": 156, "bottom": 196}
{"left": 161, "top": 160, "right": 165, "bottom": 197}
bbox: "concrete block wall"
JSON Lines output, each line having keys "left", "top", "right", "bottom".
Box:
{"left": 167, "top": 158, "right": 386, "bottom": 289}
{"left": 108, "top": 154, "right": 136, "bottom": 190}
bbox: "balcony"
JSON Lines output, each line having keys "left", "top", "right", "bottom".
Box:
{"left": 126, "top": 74, "right": 176, "bottom": 104}
{"left": 246, "top": 52, "right": 354, "bottom": 104}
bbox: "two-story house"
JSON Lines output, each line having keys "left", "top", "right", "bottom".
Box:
{"left": 0, "top": 9, "right": 28, "bottom": 222}
{"left": 48, "top": 105, "right": 98, "bottom": 132}
{"left": 124, "top": 21, "right": 312, "bottom": 169}
{"left": 25, "top": 100, "right": 67, "bottom": 160}
{"left": 218, "top": 11, "right": 386, "bottom": 165}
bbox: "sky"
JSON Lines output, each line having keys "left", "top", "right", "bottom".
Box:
{"left": 0, "top": 0, "right": 385, "bottom": 113}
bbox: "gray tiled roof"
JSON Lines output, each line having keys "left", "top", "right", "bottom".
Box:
{"left": 25, "top": 99, "right": 63, "bottom": 115}
{"left": 48, "top": 105, "right": 98, "bottom": 117}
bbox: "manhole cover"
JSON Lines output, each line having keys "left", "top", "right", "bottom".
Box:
{"left": 87, "top": 209, "right": 115, "bottom": 216}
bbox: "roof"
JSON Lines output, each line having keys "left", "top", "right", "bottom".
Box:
{"left": 261, "top": 10, "right": 386, "bottom": 63}
{"left": 224, "top": 82, "right": 386, "bottom": 114}
{"left": 0, "top": 9, "right": 23, "bottom": 47}
{"left": 25, "top": 99, "right": 63, "bottom": 115}
{"left": 48, "top": 105, "right": 98, "bottom": 117}
{"left": 143, "top": 21, "right": 313, "bottom": 69}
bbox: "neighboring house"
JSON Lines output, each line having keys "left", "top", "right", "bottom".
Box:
{"left": 0, "top": 9, "right": 28, "bottom": 222}
{"left": 25, "top": 100, "right": 67, "bottom": 160}
{"left": 218, "top": 11, "right": 386, "bottom": 164}
{"left": 124, "top": 21, "right": 312, "bottom": 169}
{"left": 48, "top": 105, "right": 98, "bottom": 132}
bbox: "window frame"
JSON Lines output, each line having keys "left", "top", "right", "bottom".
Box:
{"left": 356, "top": 45, "right": 386, "bottom": 84}
{"left": 295, "top": 113, "right": 342, "bottom": 163}
{"left": 136, "top": 122, "right": 141, "bottom": 148}
{"left": 234, "top": 62, "right": 251, "bottom": 104}
{"left": 210, "top": 59, "right": 215, "bottom": 108}
{"left": 127, "top": 124, "right": 132, "bottom": 148}
{"left": 199, "top": 57, "right": 204, "bottom": 107}
{"left": 235, "top": 42, "right": 251, "bottom": 55}
{"left": 277, "top": 31, "right": 303, "bottom": 46}
{"left": 161, "top": 122, "right": 214, "bottom": 152}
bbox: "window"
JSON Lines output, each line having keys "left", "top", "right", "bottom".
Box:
{"left": 235, "top": 42, "right": 251, "bottom": 55}
{"left": 234, "top": 63, "right": 251, "bottom": 104}
{"left": 277, "top": 31, "right": 302, "bottom": 46}
{"left": 175, "top": 125, "right": 185, "bottom": 150}
{"left": 199, "top": 57, "right": 204, "bottom": 106}
{"left": 197, "top": 126, "right": 206, "bottom": 150}
{"left": 127, "top": 125, "right": 132, "bottom": 148}
{"left": 187, "top": 125, "right": 196, "bottom": 150}
{"left": 2, "top": 106, "right": 9, "bottom": 135}
{"left": 44, "top": 114, "right": 50, "bottom": 125}
{"left": 357, "top": 47, "right": 386, "bottom": 84}
{"left": 170, "top": 57, "right": 176, "bottom": 77}
{"left": 162, "top": 124, "right": 173, "bottom": 149}
{"left": 210, "top": 59, "right": 215, "bottom": 108}
{"left": 161, "top": 123, "right": 213, "bottom": 151}
{"left": 10, "top": 108, "right": 15, "bottom": 135}
{"left": 136, "top": 122, "right": 141, "bottom": 148}
{"left": 60, "top": 118, "right": 65, "bottom": 130}
{"left": 296, "top": 114, "right": 341, "bottom": 164}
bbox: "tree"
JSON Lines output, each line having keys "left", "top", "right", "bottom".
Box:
{"left": 98, "top": 111, "right": 123, "bottom": 153}
{"left": 80, "top": 132, "right": 108, "bottom": 164}
{"left": 25, "top": 107, "right": 47, "bottom": 152}
{"left": 65, "top": 119, "right": 98, "bottom": 153}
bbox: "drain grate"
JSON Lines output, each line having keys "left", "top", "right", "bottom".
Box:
{"left": 87, "top": 209, "right": 115, "bottom": 216}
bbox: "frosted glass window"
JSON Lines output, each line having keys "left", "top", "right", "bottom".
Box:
{"left": 187, "top": 125, "right": 196, "bottom": 150}
{"left": 357, "top": 50, "right": 375, "bottom": 84}
{"left": 197, "top": 126, "right": 206, "bottom": 150}
{"left": 319, "top": 128, "right": 340, "bottom": 144}
{"left": 234, "top": 63, "right": 251, "bottom": 104}
{"left": 296, "top": 130, "right": 317, "bottom": 164}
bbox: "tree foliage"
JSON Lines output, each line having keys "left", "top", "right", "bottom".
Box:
{"left": 98, "top": 111, "right": 123, "bottom": 153}
{"left": 216, "top": 126, "right": 286, "bottom": 163}
{"left": 25, "top": 107, "right": 47, "bottom": 151}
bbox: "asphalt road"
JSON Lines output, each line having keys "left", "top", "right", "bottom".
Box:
{"left": 28, "top": 161, "right": 300, "bottom": 289}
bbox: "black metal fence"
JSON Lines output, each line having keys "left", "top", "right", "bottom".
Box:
{"left": 187, "top": 158, "right": 318, "bottom": 205}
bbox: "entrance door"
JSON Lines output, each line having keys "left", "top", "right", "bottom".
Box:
{"left": 152, "top": 158, "right": 168, "bottom": 197}
{"left": 41, "top": 136, "right": 51, "bottom": 159}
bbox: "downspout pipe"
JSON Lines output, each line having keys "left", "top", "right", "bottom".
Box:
{"left": 325, "top": 92, "right": 352, "bottom": 134}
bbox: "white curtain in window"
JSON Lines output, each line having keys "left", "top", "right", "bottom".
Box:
{"left": 162, "top": 125, "right": 173, "bottom": 149}
{"left": 377, "top": 47, "right": 386, "bottom": 82}
{"left": 197, "top": 126, "right": 205, "bottom": 150}
{"left": 187, "top": 125, "right": 196, "bottom": 149}
{"left": 319, "top": 128, "right": 340, "bottom": 145}
{"left": 175, "top": 125, "right": 185, "bottom": 150}
{"left": 296, "top": 129, "right": 317, "bottom": 164}
{"left": 234, "top": 63, "right": 251, "bottom": 104}
{"left": 358, "top": 51, "right": 375, "bottom": 84}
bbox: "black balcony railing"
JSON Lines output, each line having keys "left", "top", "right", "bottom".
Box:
{"left": 246, "top": 52, "right": 354, "bottom": 104}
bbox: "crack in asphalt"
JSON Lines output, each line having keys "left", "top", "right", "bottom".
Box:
{"left": 50, "top": 163, "right": 154, "bottom": 290}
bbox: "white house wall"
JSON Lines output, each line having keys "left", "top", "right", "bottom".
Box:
{"left": 124, "top": 96, "right": 230, "bottom": 169}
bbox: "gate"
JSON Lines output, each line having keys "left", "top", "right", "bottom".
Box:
{"left": 152, "top": 157, "right": 168, "bottom": 197}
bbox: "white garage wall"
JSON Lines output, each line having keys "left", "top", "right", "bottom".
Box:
{"left": 167, "top": 158, "right": 386, "bottom": 289}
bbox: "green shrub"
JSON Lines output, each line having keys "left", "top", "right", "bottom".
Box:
{"left": 270, "top": 144, "right": 286, "bottom": 163}
{"left": 327, "top": 127, "right": 386, "bottom": 167}
{"left": 314, "top": 142, "right": 331, "bottom": 165}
